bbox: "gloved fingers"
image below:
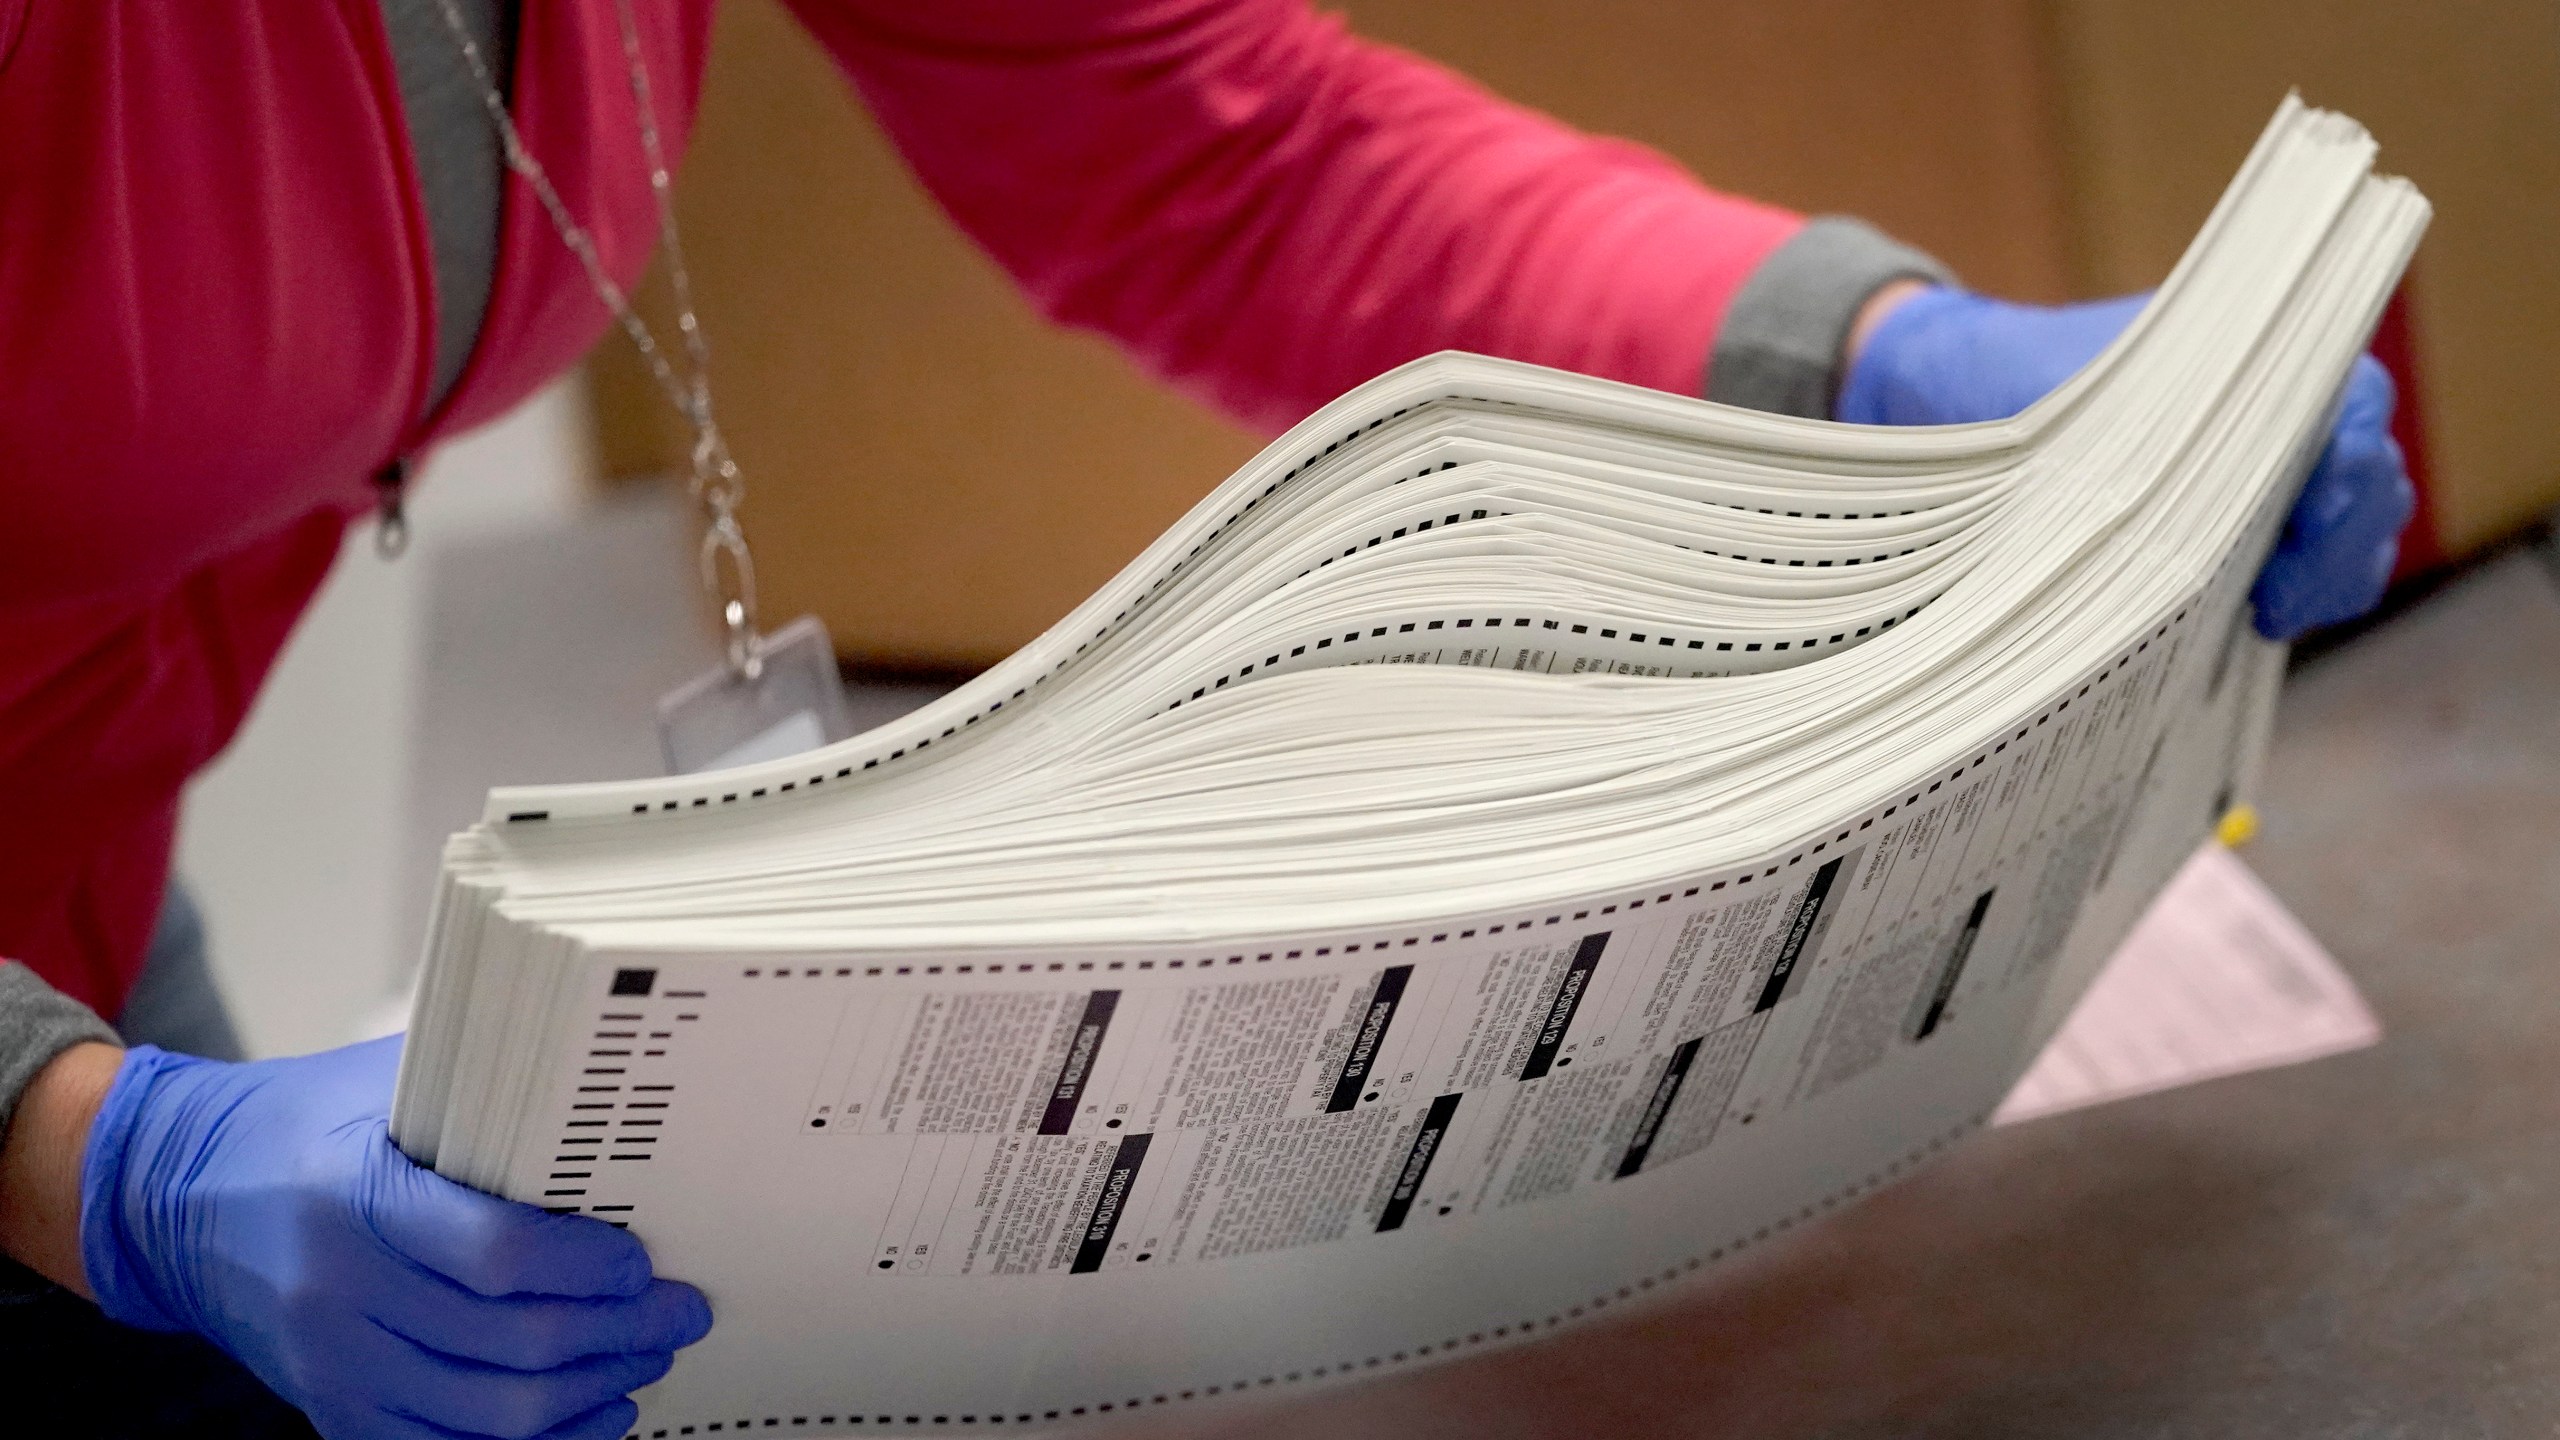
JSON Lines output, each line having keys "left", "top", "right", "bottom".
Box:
{"left": 2256, "top": 530, "right": 2401, "bottom": 640}
{"left": 298, "top": 1403, "right": 484, "bottom": 1440}
{"left": 2335, "top": 353, "right": 2397, "bottom": 439}
{"left": 2253, "top": 448, "right": 2410, "bottom": 635}
{"left": 2252, "top": 357, "right": 2412, "bottom": 638}
{"left": 2253, "top": 482, "right": 2405, "bottom": 638}
{"left": 2285, "top": 360, "right": 2404, "bottom": 534}
{"left": 385, "top": 1345, "right": 674, "bottom": 1440}
{"left": 358, "top": 1141, "right": 655, "bottom": 1299}
{"left": 524, "top": 1398, "right": 645, "bottom": 1440}
{"left": 370, "top": 1274, "right": 712, "bottom": 1370}
{"left": 329, "top": 1397, "right": 640, "bottom": 1440}
{"left": 524, "top": 1398, "right": 646, "bottom": 1440}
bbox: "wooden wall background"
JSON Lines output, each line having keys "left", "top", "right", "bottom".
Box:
{"left": 592, "top": 0, "right": 2558, "bottom": 668}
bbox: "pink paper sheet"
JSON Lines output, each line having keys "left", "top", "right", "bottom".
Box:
{"left": 1995, "top": 843, "right": 2380, "bottom": 1125}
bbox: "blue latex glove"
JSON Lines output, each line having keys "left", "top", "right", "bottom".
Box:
{"left": 1837, "top": 288, "right": 2414, "bottom": 640}
{"left": 80, "top": 1037, "right": 713, "bottom": 1440}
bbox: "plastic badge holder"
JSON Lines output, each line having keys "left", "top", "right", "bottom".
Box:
{"left": 655, "top": 614, "right": 856, "bottom": 775}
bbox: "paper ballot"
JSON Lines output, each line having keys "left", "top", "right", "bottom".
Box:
{"left": 393, "top": 101, "right": 2425, "bottom": 1436}
{"left": 1997, "top": 842, "right": 2379, "bottom": 1125}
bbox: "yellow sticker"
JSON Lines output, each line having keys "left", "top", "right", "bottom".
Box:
{"left": 2215, "top": 804, "right": 2261, "bottom": 849}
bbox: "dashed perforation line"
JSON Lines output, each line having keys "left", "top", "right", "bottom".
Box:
{"left": 1159, "top": 603, "right": 1931, "bottom": 712}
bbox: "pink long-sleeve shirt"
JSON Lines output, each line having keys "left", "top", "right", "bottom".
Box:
{"left": 0, "top": 0, "right": 1798, "bottom": 1012}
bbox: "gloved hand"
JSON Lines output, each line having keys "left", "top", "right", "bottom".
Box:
{"left": 1837, "top": 287, "right": 2414, "bottom": 640}
{"left": 80, "top": 1036, "right": 712, "bottom": 1440}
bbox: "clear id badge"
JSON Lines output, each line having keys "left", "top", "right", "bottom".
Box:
{"left": 656, "top": 614, "right": 856, "bottom": 775}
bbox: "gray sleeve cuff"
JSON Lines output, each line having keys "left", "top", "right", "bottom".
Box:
{"left": 0, "top": 964, "right": 118, "bottom": 1300}
{"left": 1705, "top": 216, "right": 1955, "bottom": 419}
{"left": 0, "top": 961, "right": 120, "bottom": 1147}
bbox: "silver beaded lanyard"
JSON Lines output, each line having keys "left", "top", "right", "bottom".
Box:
{"left": 428, "top": 0, "right": 765, "bottom": 680}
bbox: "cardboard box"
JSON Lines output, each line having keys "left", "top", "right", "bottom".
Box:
{"left": 595, "top": 0, "right": 2558, "bottom": 665}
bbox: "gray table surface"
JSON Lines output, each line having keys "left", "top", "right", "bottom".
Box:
{"left": 1146, "top": 547, "right": 2560, "bottom": 1440}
